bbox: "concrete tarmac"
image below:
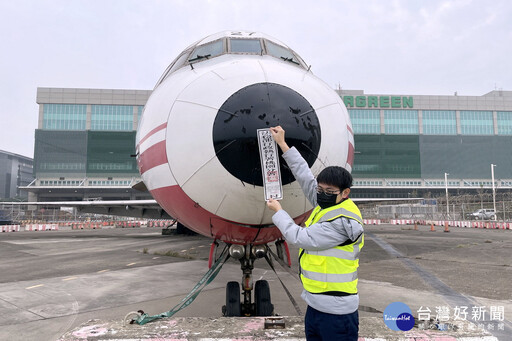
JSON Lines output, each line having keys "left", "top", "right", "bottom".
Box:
{"left": 0, "top": 224, "right": 510, "bottom": 340}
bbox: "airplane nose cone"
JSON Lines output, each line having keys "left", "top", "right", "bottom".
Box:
{"left": 213, "top": 82, "right": 321, "bottom": 186}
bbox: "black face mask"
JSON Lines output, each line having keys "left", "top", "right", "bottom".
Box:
{"left": 316, "top": 192, "right": 338, "bottom": 209}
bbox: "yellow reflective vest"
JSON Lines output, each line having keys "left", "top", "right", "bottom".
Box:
{"left": 299, "top": 198, "right": 364, "bottom": 296}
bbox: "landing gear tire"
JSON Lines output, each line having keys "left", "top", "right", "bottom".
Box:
{"left": 223, "top": 281, "right": 241, "bottom": 317}
{"left": 254, "top": 280, "right": 273, "bottom": 316}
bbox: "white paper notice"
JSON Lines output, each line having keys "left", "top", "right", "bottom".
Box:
{"left": 257, "top": 128, "right": 283, "bottom": 201}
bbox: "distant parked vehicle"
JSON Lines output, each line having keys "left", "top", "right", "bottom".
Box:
{"left": 468, "top": 209, "right": 496, "bottom": 220}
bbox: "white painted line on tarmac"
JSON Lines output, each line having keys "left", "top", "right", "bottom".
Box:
{"left": 152, "top": 257, "right": 160, "bottom": 259}
{"left": 258, "top": 270, "right": 268, "bottom": 281}
{"left": 62, "top": 277, "right": 78, "bottom": 281}
{"left": 126, "top": 262, "right": 137, "bottom": 266}
{"left": 180, "top": 249, "right": 187, "bottom": 252}
{"left": 26, "top": 284, "right": 44, "bottom": 290}
{"left": 97, "top": 269, "right": 109, "bottom": 273}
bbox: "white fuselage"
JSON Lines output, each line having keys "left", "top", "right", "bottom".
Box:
{"left": 136, "top": 32, "right": 353, "bottom": 244}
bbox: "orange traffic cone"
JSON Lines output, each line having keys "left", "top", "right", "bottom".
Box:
{"left": 430, "top": 223, "right": 435, "bottom": 232}
{"left": 444, "top": 221, "right": 450, "bottom": 233}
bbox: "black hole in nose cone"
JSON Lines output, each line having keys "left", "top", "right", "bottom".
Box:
{"left": 213, "top": 83, "right": 321, "bottom": 186}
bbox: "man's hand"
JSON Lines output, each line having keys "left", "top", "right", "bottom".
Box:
{"left": 270, "top": 126, "right": 285, "bottom": 145}
{"left": 266, "top": 198, "right": 282, "bottom": 213}
{"left": 270, "top": 126, "right": 290, "bottom": 153}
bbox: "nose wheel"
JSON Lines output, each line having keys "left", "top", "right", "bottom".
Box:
{"left": 223, "top": 281, "right": 241, "bottom": 316}
{"left": 254, "top": 279, "right": 273, "bottom": 316}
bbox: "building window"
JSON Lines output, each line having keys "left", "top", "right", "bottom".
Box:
{"left": 460, "top": 111, "right": 493, "bottom": 135}
{"left": 43, "top": 104, "right": 87, "bottom": 130}
{"left": 91, "top": 105, "right": 134, "bottom": 131}
{"left": 40, "top": 162, "right": 85, "bottom": 170}
{"left": 40, "top": 180, "right": 81, "bottom": 186}
{"left": 353, "top": 164, "right": 380, "bottom": 172}
{"left": 348, "top": 109, "right": 380, "bottom": 134}
{"left": 387, "top": 180, "right": 422, "bottom": 186}
{"left": 422, "top": 110, "right": 457, "bottom": 135}
{"left": 384, "top": 110, "right": 418, "bottom": 134}
{"left": 353, "top": 180, "right": 383, "bottom": 186}
{"left": 463, "top": 180, "right": 494, "bottom": 187}
{"left": 88, "top": 180, "right": 131, "bottom": 186}
{"left": 497, "top": 111, "right": 512, "bottom": 135}
{"left": 425, "top": 180, "right": 459, "bottom": 186}
{"left": 88, "top": 162, "right": 134, "bottom": 171}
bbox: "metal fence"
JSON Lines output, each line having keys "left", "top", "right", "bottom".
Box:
{"left": 360, "top": 192, "right": 512, "bottom": 221}
{"left": 2, "top": 191, "right": 512, "bottom": 223}
{"left": 0, "top": 204, "right": 130, "bottom": 224}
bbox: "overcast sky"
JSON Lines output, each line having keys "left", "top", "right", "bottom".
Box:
{"left": 1, "top": 0, "right": 511, "bottom": 158}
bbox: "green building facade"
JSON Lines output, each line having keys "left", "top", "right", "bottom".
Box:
{"left": 340, "top": 90, "right": 512, "bottom": 198}
{"left": 27, "top": 87, "right": 512, "bottom": 201}
{"left": 29, "top": 88, "right": 151, "bottom": 201}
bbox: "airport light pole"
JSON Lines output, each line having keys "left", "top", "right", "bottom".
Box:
{"left": 491, "top": 164, "right": 497, "bottom": 221}
{"left": 445, "top": 172, "right": 449, "bottom": 219}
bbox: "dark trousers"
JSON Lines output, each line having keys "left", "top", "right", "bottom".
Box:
{"left": 305, "top": 305, "right": 359, "bottom": 341}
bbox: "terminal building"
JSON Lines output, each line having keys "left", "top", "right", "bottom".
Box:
{"left": 27, "top": 88, "right": 152, "bottom": 202}
{"left": 25, "top": 87, "right": 512, "bottom": 201}
{"left": 338, "top": 89, "right": 512, "bottom": 198}
{"left": 0, "top": 150, "right": 33, "bottom": 200}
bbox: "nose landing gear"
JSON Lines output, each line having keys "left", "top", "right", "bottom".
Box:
{"left": 220, "top": 243, "right": 275, "bottom": 317}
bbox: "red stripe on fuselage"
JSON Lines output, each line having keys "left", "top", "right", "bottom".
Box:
{"left": 138, "top": 140, "right": 167, "bottom": 174}
{"left": 136, "top": 122, "right": 167, "bottom": 149}
{"left": 347, "top": 141, "right": 355, "bottom": 168}
{"left": 150, "top": 185, "right": 310, "bottom": 245}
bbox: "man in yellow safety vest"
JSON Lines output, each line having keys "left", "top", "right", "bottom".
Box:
{"left": 267, "top": 126, "right": 364, "bottom": 341}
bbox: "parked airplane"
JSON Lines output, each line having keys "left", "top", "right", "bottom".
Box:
{"left": 7, "top": 31, "right": 420, "bottom": 317}
{"left": 132, "top": 30, "right": 355, "bottom": 316}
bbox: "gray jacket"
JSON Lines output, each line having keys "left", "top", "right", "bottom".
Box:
{"left": 271, "top": 147, "right": 364, "bottom": 315}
